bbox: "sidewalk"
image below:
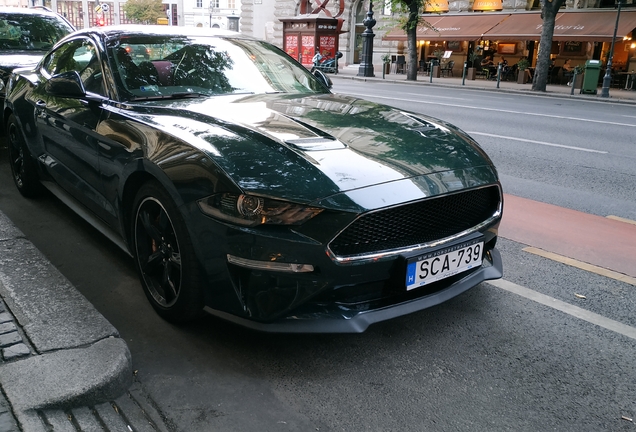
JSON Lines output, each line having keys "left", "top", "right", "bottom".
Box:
{"left": 0, "top": 62, "right": 633, "bottom": 432}
{"left": 0, "top": 211, "right": 169, "bottom": 431}
{"left": 332, "top": 64, "right": 636, "bottom": 104}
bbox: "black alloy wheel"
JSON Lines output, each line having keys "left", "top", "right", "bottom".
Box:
{"left": 132, "top": 181, "right": 204, "bottom": 322}
{"left": 7, "top": 114, "right": 43, "bottom": 197}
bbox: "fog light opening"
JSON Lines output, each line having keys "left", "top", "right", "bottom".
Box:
{"left": 227, "top": 255, "right": 314, "bottom": 273}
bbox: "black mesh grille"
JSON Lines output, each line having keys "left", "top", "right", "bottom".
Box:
{"left": 329, "top": 185, "right": 501, "bottom": 257}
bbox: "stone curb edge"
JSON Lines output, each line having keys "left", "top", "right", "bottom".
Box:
{"left": 0, "top": 209, "right": 132, "bottom": 420}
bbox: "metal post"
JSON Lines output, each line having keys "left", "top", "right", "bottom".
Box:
{"left": 429, "top": 60, "right": 435, "bottom": 83}
{"left": 496, "top": 64, "right": 501, "bottom": 88}
{"left": 357, "top": 0, "right": 376, "bottom": 77}
{"left": 601, "top": 0, "right": 623, "bottom": 98}
{"left": 462, "top": 61, "right": 467, "bottom": 85}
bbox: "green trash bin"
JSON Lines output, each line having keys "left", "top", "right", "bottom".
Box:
{"left": 581, "top": 60, "right": 602, "bottom": 95}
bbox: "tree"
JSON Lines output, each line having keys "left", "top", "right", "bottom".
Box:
{"left": 123, "top": 0, "right": 164, "bottom": 25}
{"left": 532, "top": 0, "right": 567, "bottom": 91}
{"left": 391, "top": 0, "right": 434, "bottom": 81}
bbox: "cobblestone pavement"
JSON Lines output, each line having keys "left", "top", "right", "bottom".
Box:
{"left": 0, "top": 293, "right": 171, "bottom": 432}
{"left": 0, "top": 382, "right": 173, "bottom": 432}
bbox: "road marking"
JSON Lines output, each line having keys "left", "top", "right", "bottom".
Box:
{"left": 338, "top": 92, "right": 636, "bottom": 128}
{"left": 607, "top": 215, "right": 636, "bottom": 226}
{"left": 488, "top": 279, "right": 636, "bottom": 341}
{"left": 468, "top": 131, "right": 607, "bottom": 154}
{"left": 523, "top": 246, "right": 636, "bottom": 286}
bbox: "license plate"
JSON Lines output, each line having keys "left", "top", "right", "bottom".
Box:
{"left": 405, "top": 241, "right": 483, "bottom": 290}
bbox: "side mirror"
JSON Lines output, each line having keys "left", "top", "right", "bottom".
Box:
{"left": 312, "top": 69, "right": 332, "bottom": 89}
{"left": 45, "top": 71, "right": 86, "bottom": 98}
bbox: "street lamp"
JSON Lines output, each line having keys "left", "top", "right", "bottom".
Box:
{"left": 209, "top": 1, "right": 213, "bottom": 28}
{"left": 357, "top": 0, "right": 376, "bottom": 77}
{"left": 601, "top": 0, "right": 625, "bottom": 98}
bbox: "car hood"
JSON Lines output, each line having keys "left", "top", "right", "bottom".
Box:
{"left": 0, "top": 52, "right": 44, "bottom": 78}
{"left": 133, "top": 93, "right": 497, "bottom": 208}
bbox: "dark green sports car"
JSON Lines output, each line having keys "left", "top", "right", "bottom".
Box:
{"left": 4, "top": 26, "right": 503, "bottom": 333}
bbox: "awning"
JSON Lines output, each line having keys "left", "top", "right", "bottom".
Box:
{"left": 383, "top": 13, "right": 509, "bottom": 41}
{"left": 552, "top": 11, "right": 636, "bottom": 42}
{"left": 479, "top": 12, "right": 544, "bottom": 41}
{"left": 482, "top": 10, "right": 636, "bottom": 42}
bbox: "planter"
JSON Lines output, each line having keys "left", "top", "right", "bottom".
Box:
{"left": 572, "top": 73, "right": 584, "bottom": 89}
{"left": 517, "top": 69, "right": 529, "bottom": 84}
{"left": 432, "top": 65, "right": 441, "bottom": 78}
{"left": 383, "top": 63, "right": 390, "bottom": 75}
{"left": 467, "top": 67, "right": 476, "bottom": 80}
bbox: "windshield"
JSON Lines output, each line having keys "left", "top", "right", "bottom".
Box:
{"left": 107, "top": 35, "right": 329, "bottom": 101}
{"left": 0, "top": 13, "right": 73, "bottom": 52}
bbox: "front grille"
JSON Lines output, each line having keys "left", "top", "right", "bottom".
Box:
{"left": 328, "top": 185, "right": 501, "bottom": 258}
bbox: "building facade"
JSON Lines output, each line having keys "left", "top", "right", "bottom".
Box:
{"left": 239, "top": 0, "right": 636, "bottom": 78}
{"left": 6, "top": 0, "right": 241, "bottom": 31}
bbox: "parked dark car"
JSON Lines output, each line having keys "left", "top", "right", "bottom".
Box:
{"left": 0, "top": 7, "right": 74, "bottom": 127}
{"left": 4, "top": 26, "right": 503, "bottom": 333}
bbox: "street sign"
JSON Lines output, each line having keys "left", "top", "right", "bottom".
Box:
{"left": 101, "top": 3, "right": 109, "bottom": 12}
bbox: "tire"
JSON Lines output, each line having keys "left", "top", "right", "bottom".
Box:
{"left": 132, "top": 181, "right": 204, "bottom": 322}
{"left": 6, "top": 114, "right": 43, "bottom": 197}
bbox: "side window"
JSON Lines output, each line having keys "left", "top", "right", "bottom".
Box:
{"left": 42, "top": 38, "right": 106, "bottom": 97}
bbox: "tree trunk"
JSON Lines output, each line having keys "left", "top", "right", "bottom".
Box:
{"left": 532, "top": 0, "right": 566, "bottom": 91}
{"left": 406, "top": 2, "right": 419, "bottom": 81}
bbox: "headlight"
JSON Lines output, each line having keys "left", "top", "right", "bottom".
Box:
{"left": 198, "top": 193, "right": 323, "bottom": 227}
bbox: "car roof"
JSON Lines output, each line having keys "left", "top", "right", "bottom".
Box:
{"left": 0, "top": 6, "right": 64, "bottom": 16}
{"left": 76, "top": 25, "right": 249, "bottom": 40}
{"left": 0, "top": 6, "right": 75, "bottom": 30}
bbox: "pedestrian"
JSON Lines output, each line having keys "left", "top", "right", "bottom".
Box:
{"left": 312, "top": 48, "right": 323, "bottom": 67}
{"left": 563, "top": 59, "right": 575, "bottom": 86}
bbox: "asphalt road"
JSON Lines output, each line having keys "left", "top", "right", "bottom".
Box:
{"left": 1, "top": 82, "right": 636, "bottom": 431}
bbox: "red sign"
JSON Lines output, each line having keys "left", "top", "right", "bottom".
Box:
{"left": 319, "top": 35, "right": 336, "bottom": 59}
{"left": 285, "top": 35, "right": 299, "bottom": 61}
{"left": 301, "top": 35, "right": 315, "bottom": 66}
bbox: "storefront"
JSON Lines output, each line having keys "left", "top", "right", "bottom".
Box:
{"left": 383, "top": 10, "right": 636, "bottom": 79}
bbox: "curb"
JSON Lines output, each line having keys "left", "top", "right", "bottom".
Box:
{"left": 330, "top": 69, "right": 636, "bottom": 106}
{"left": 0, "top": 210, "right": 132, "bottom": 425}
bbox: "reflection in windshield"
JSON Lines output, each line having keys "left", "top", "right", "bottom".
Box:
{"left": 0, "top": 14, "right": 73, "bottom": 51}
{"left": 108, "top": 36, "right": 328, "bottom": 101}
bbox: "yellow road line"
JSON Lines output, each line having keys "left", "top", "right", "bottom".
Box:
{"left": 523, "top": 246, "right": 636, "bottom": 287}
{"left": 607, "top": 215, "right": 636, "bottom": 226}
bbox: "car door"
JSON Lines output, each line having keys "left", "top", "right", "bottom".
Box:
{"left": 37, "top": 37, "right": 113, "bottom": 221}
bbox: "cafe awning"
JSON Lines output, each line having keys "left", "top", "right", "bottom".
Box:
{"left": 479, "top": 12, "right": 543, "bottom": 41}
{"left": 482, "top": 10, "right": 636, "bottom": 42}
{"left": 552, "top": 11, "right": 636, "bottom": 42}
{"left": 383, "top": 13, "right": 509, "bottom": 41}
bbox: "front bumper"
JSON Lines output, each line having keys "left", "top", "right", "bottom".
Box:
{"left": 203, "top": 248, "right": 502, "bottom": 333}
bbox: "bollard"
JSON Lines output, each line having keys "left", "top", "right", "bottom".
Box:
{"left": 462, "top": 61, "right": 467, "bottom": 86}
{"left": 496, "top": 64, "right": 502, "bottom": 89}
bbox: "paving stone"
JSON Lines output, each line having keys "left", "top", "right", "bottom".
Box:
{"left": 0, "top": 333, "right": 21, "bottom": 348}
{"left": 2, "top": 343, "right": 31, "bottom": 361}
{"left": 71, "top": 406, "right": 105, "bottom": 432}
{"left": 115, "top": 393, "right": 156, "bottom": 432}
{"left": 0, "top": 302, "right": 6, "bottom": 314}
{"left": 0, "top": 411, "right": 19, "bottom": 432}
{"left": 0, "top": 322, "right": 16, "bottom": 336}
{"left": 129, "top": 383, "right": 171, "bottom": 432}
{"left": 41, "top": 409, "right": 75, "bottom": 432}
{"left": 94, "top": 402, "right": 130, "bottom": 431}
{"left": 0, "top": 314, "right": 12, "bottom": 325}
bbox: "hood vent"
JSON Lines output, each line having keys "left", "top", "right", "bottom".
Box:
{"left": 285, "top": 137, "right": 347, "bottom": 151}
